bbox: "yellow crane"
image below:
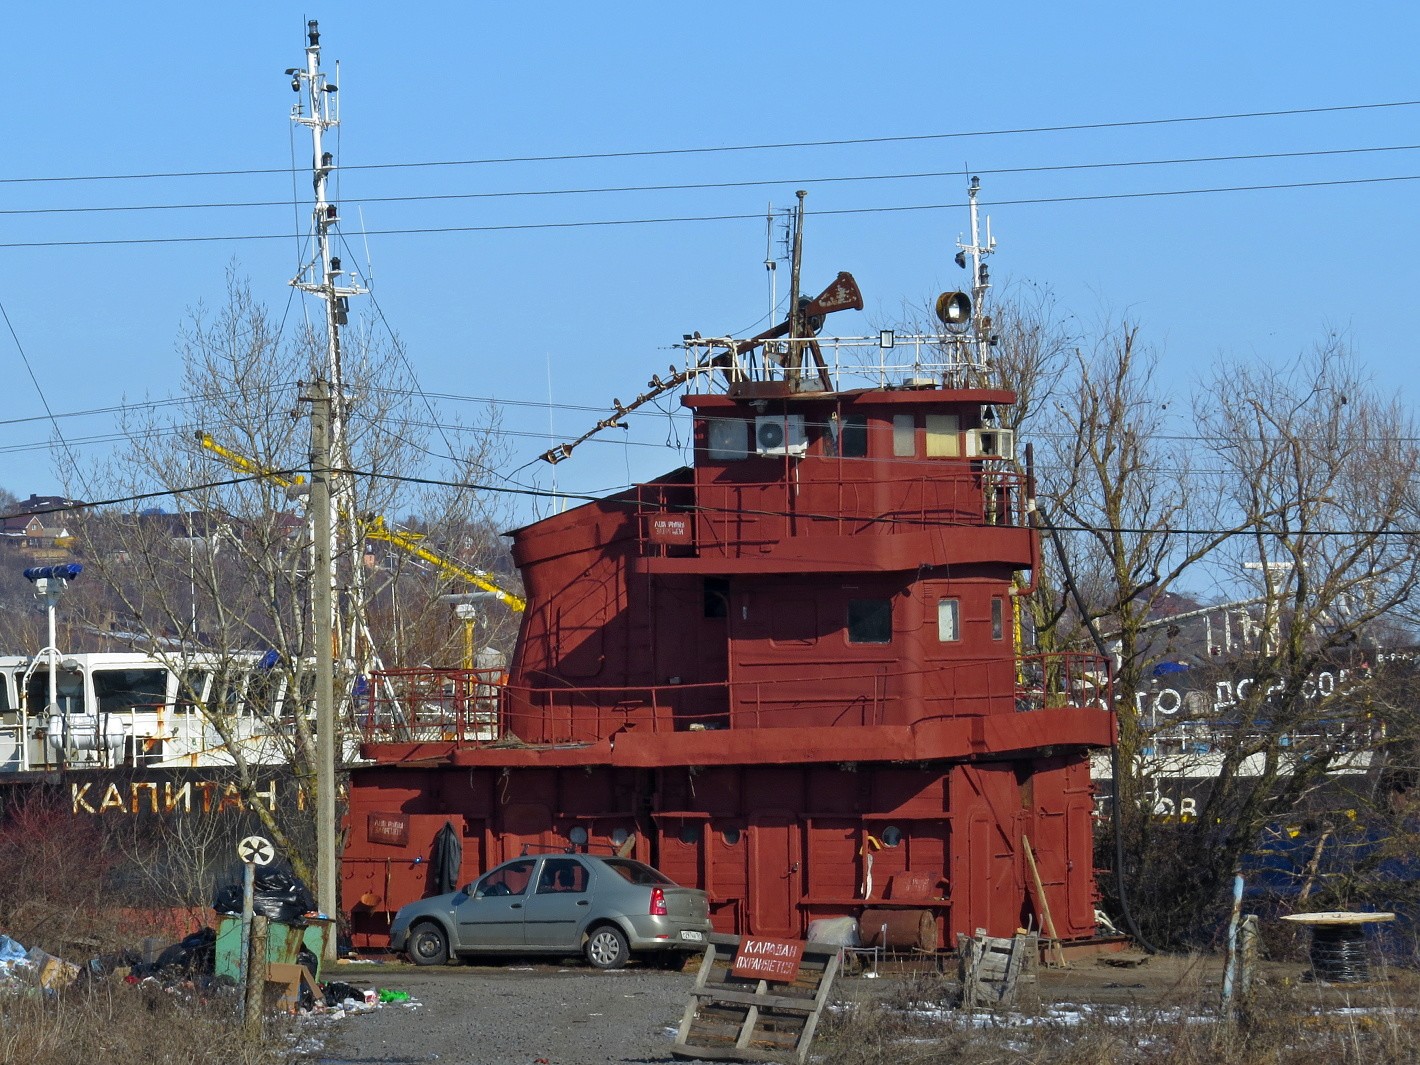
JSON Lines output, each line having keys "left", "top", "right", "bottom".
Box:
{"left": 361, "top": 515, "right": 525, "bottom": 613}
{"left": 197, "top": 431, "right": 526, "bottom": 626}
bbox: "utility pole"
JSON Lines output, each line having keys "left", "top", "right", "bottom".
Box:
{"left": 304, "top": 379, "right": 338, "bottom": 962}
{"left": 288, "top": 22, "right": 363, "bottom": 963}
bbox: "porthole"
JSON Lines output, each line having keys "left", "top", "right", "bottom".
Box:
{"left": 610, "top": 827, "right": 630, "bottom": 847}
{"left": 881, "top": 826, "right": 902, "bottom": 847}
{"left": 721, "top": 827, "right": 741, "bottom": 846}
{"left": 679, "top": 824, "right": 699, "bottom": 845}
{"left": 567, "top": 825, "right": 589, "bottom": 847}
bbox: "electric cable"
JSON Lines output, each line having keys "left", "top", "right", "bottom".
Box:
{"left": 6, "top": 142, "right": 1418, "bottom": 218}
{"left": 4, "top": 173, "right": 1418, "bottom": 249}
{"left": 3, "top": 98, "right": 1416, "bottom": 185}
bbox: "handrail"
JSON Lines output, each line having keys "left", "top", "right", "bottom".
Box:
{"left": 362, "top": 651, "right": 1110, "bottom": 748}
{"left": 634, "top": 470, "right": 1027, "bottom": 556}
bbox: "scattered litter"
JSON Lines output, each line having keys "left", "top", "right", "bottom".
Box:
{"left": 377, "top": 988, "right": 410, "bottom": 1003}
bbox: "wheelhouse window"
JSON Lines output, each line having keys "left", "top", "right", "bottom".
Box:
{"left": 94, "top": 668, "right": 168, "bottom": 715}
{"left": 706, "top": 418, "right": 749, "bottom": 460}
{"left": 992, "top": 597, "right": 1006, "bottom": 641}
{"left": 847, "top": 599, "right": 893, "bottom": 644}
{"left": 937, "top": 599, "right": 961, "bottom": 642}
{"left": 925, "top": 413, "right": 961, "bottom": 457}
{"left": 892, "top": 414, "right": 915, "bottom": 457}
{"left": 841, "top": 415, "right": 868, "bottom": 458}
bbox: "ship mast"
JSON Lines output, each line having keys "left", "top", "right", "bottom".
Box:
{"left": 956, "top": 175, "right": 996, "bottom": 374}
{"left": 288, "top": 20, "right": 372, "bottom": 676}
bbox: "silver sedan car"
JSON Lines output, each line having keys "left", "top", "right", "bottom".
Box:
{"left": 388, "top": 853, "right": 713, "bottom": 969}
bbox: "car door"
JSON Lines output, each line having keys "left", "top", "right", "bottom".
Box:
{"left": 453, "top": 858, "right": 535, "bottom": 949}
{"left": 521, "top": 857, "right": 592, "bottom": 948}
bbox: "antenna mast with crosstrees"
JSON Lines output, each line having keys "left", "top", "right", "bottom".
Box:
{"left": 288, "top": 19, "right": 375, "bottom": 678}
{"left": 287, "top": 19, "right": 370, "bottom": 960}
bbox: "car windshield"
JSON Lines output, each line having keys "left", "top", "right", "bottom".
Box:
{"left": 602, "top": 858, "right": 675, "bottom": 886}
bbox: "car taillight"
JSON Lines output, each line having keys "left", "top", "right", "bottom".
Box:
{"left": 650, "top": 887, "right": 668, "bottom": 916}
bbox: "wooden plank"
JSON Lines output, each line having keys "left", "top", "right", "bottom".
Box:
{"left": 691, "top": 988, "right": 818, "bottom": 1013}
{"left": 1021, "top": 835, "right": 1067, "bottom": 968}
{"left": 734, "top": 979, "right": 768, "bottom": 1049}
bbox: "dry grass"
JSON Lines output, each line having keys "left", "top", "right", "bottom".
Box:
{"left": 0, "top": 981, "right": 294, "bottom": 1065}
{"left": 818, "top": 967, "right": 1420, "bottom": 1065}
{"left": 0, "top": 789, "right": 296, "bottom": 1065}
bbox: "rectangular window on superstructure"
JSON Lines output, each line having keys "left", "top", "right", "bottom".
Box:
{"left": 847, "top": 599, "right": 892, "bottom": 644}
{"left": 937, "top": 599, "right": 961, "bottom": 642}
{"left": 706, "top": 418, "right": 749, "bottom": 460}
{"left": 992, "top": 597, "right": 1005, "bottom": 640}
{"left": 925, "top": 413, "right": 961, "bottom": 457}
{"left": 841, "top": 415, "right": 868, "bottom": 458}
{"left": 94, "top": 669, "right": 169, "bottom": 715}
{"left": 892, "top": 414, "right": 915, "bottom": 457}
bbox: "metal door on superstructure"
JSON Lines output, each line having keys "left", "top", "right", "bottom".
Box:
{"left": 747, "top": 810, "right": 800, "bottom": 937}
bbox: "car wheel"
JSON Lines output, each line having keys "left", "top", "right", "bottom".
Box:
{"left": 584, "top": 924, "right": 630, "bottom": 970}
{"left": 407, "top": 921, "right": 449, "bottom": 966}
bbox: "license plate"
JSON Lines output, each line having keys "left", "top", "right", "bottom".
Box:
{"left": 680, "top": 930, "right": 704, "bottom": 942}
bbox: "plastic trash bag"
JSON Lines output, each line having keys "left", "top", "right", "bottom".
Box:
{"left": 212, "top": 865, "right": 317, "bottom": 923}
{"left": 322, "top": 980, "right": 362, "bottom": 1007}
{"left": 148, "top": 928, "right": 216, "bottom": 977}
{"left": 0, "top": 936, "right": 27, "bottom": 964}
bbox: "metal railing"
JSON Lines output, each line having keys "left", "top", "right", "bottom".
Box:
{"left": 362, "top": 652, "right": 1112, "bottom": 748}
{"left": 681, "top": 333, "right": 999, "bottom": 393}
{"left": 633, "top": 470, "right": 1027, "bottom": 557}
{"left": 1013, "top": 653, "right": 1113, "bottom": 714}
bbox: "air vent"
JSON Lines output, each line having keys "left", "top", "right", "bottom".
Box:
{"left": 965, "top": 427, "right": 1015, "bottom": 460}
{"left": 755, "top": 414, "right": 807, "bottom": 457}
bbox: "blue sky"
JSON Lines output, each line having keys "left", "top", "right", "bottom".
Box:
{"left": 2, "top": 2, "right": 1417, "bottom": 523}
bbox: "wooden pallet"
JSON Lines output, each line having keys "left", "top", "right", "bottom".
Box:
{"left": 958, "top": 931, "right": 1038, "bottom": 1009}
{"left": 673, "top": 934, "right": 840, "bottom": 1064}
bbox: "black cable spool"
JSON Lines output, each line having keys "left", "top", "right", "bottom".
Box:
{"left": 1310, "top": 924, "right": 1371, "bottom": 983}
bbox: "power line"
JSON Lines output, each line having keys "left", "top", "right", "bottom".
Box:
{"left": 13, "top": 463, "right": 1420, "bottom": 541}
{"left": 3, "top": 99, "right": 1416, "bottom": 185}
{"left": 4, "top": 173, "right": 1417, "bottom": 250}
{"left": 7, "top": 143, "right": 1418, "bottom": 218}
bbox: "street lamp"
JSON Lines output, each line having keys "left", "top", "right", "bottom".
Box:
{"left": 23, "top": 564, "right": 82, "bottom": 767}
{"left": 439, "top": 591, "right": 499, "bottom": 672}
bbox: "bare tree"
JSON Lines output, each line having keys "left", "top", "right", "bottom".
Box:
{"left": 1038, "top": 321, "right": 1240, "bottom": 802}
{"left": 1131, "top": 338, "right": 1420, "bottom": 940}
{"left": 67, "top": 269, "right": 514, "bottom": 886}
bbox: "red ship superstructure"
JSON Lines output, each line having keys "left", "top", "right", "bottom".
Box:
{"left": 345, "top": 195, "right": 1115, "bottom": 951}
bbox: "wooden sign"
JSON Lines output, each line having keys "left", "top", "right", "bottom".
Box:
{"left": 367, "top": 812, "right": 409, "bottom": 846}
{"left": 731, "top": 936, "right": 805, "bottom": 983}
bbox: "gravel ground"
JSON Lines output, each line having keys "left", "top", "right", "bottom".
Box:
{"left": 312, "top": 959, "right": 698, "bottom": 1065}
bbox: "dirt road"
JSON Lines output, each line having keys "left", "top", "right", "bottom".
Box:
{"left": 313, "top": 960, "right": 697, "bottom": 1065}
